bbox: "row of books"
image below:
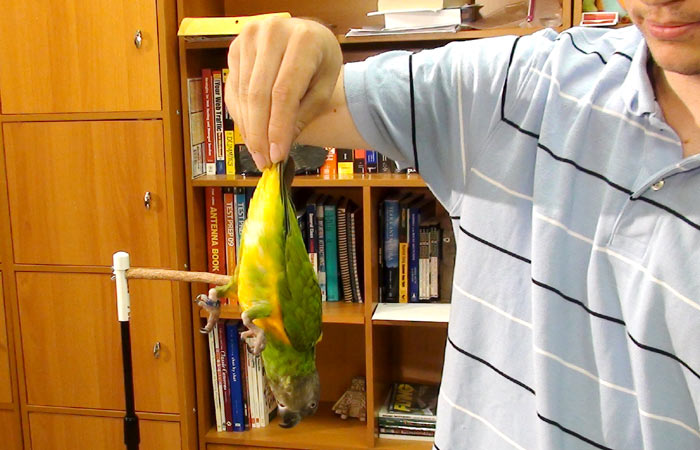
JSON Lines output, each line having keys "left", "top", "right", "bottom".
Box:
{"left": 378, "top": 381, "right": 439, "bottom": 441}
{"left": 187, "top": 70, "right": 241, "bottom": 178}
{"left": 209, "top": 320, "right": 277, "bottom": 432}
{"left": 187, "top": 71, "right": 415, "bottom": 179}
{"left": 206, "top": 186, "right": 364, "bottom": 303}
{"left": 379, "top": 193, "right": 442, "bottom": 303}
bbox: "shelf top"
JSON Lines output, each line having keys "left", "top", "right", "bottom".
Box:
{"left": 192, "top": 173, "right": 426, "bottom": 188}
{"left": 202, "top": 301, "right": 365, "bottom": 325}
{"left": 183, "top": 24, "right": 550, "bottom": 49}
{"left": 205, "top": 401, "right": 368, "bottom": 449}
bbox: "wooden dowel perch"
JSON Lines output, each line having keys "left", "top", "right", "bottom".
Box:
{"left": 125, "top": 268, "right": 230, "bottom": 285}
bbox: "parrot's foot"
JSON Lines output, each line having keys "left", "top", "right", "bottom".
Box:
{"left": 241, "top": 311, "right": 266, "bottom": 354}
{"left": 194, "top": 289, "right": 221, "bottom": 334}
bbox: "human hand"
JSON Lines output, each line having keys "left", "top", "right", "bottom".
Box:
{"left": 225, "top": 17, "right": 343, "bottom": 170}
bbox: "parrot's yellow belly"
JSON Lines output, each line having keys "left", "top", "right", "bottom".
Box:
{"left": 236, "top": 167, "right": 291, "bottom": 347}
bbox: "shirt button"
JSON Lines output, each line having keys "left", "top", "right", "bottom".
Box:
{"left": 651, "top": 180, "right": 665, "bottom": 191}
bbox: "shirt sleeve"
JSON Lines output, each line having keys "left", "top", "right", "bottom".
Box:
{"left": 343, "top": 30, "right": 558, "bottom": 213}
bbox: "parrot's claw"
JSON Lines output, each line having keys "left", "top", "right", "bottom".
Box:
{"left": 194, "top": 293, "right": 221, "bottom": 334}
{"left": 241, "top": 311, "right": 266, "bottom": 354}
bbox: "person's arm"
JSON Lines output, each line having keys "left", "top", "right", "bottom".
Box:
{"left": 224, "top": 17, "right": 368, "bottom": 170}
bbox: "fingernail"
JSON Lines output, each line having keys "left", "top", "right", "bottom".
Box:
{"left": 270, "top": 143, "right": 283, "bottom": 163}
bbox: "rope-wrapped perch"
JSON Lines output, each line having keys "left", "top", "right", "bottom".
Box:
{"left": 125, "top": 267, "right": 230, "bottom": 285}
{"left": 125, "top": 267, "right": 229, "bottom": 334}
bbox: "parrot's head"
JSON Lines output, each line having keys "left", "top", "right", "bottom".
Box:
{"left": 271, "top": 369, "right": 320, "bottom": 428}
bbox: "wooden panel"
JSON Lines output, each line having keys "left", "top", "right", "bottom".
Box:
{"left": 4, "top": 121, "right": 170, "bottom": 268}
{"left": 0, "top": 275, "right": 12, "bottom": 403}
{"left": 0, "top": 0, "right": 161, "bottom": 114}
{"left": 0, "top": 409, "right": 23, "bottom": 450}
{"left": 29, "top": 412, "right": 180, "bottom": 450}
{"left": 17, "top": 272, "right": 179, "bottom": 413}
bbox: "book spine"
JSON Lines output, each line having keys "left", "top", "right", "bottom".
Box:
{"left": 353, "top": 149, "right": 366, "bottom": 174}
{"left": 378, "top": 200, "right": 385, "bottom": 302}
{"left": 222, "top": 69, "right": 236, "bottom": 175}
{"left": 384, "top": 199, "right": 400, "bottom": 302}
{"left": 408, "top": 207, "right": 421, "bottom": 303}
{"left": 365, "top": 150, "right": 378, "bottom": 174}
{"left": 324, "top": 203, "right": 340, "bottom": 301}
{"left": 238, "top": 323, "right": 250, "bottom": 429}
{"left": 234, "top": 187, "right": 247, "bottom": 263}
{"left": 208, "top": 325, "right": 223, "bottom": 431}
{"left": 213, "top": 70, "right": 226, "bottom": 174}
{"left": 337, "top": 202, "right": 352, "bottom": 302}
{"left": 429, "top": 226, "right": 441, "bottom": 300}
{"left": 218, "top": 322, "right": 233, "bottom": 431}
{"left": 226, "top": 322, "right": 245, "bottom": 431}
{"left": 321, "top": 148, "right": 337, "bottom": 178}
{"left": 398, "top": 206, "right": 409, "bottom": 303}
{"left": 213, "top": 322, "right": 226, "bottom": 431}
{"left": 419, "top": 226, "right": 431, "bottom": 301}
{"left": 348, "top": 208, "right": 363, "bottom": 303}
{"left": 245, "top": 336, "right": 258, "bottom": 428}
{"left": 201, "top": 68, "right": 216, "bottom": 175}
{"left": 187, "top": 77, "right": 205, "bottom": 179}
{"left": 306, "top": 202, "right": 318, "bottom": 275}
{"left": 316, "top": 201, "right": 327, "bottom": 302}
{"left": 223, "top": 188, "right": 236, "bottom": 304}
{"left": 337, "top": 149, "right": 354, "bottom": 177}
{"left": 206, "top": 187, "right": 226, "bottom": 285}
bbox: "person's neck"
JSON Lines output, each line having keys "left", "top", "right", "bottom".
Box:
{"left": 651, "top": 63, "right": 700, "bottom": 159}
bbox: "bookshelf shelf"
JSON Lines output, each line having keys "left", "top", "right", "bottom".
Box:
{"left": 192, "top": 173, "right": 427, "bottom": 188}
{"left": 183, "top": 24, "right": 556, "bottom": 50}
{"left": 204, "top": 401, "right": 368, "bottom": 449}
{"left": 201, "top": 301, "right": 366, "bottom": 325}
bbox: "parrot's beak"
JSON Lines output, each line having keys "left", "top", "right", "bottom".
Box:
{"left": 278, "top": 407, "right": 302, "bottom": 428}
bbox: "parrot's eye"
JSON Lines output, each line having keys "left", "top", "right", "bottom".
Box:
{"left": 278, "top": 403, "right": 286, "bottom": 408}
{"left": 309, "top": 402, "right": 317, "bottom": 409}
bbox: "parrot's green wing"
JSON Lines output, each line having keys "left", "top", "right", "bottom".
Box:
{"left": 278, "top": 162, "right": 322, "bottom": 352}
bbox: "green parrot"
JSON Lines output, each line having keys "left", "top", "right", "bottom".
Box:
{"left": 196, "top": 159, "right": 323, "bottom": 428}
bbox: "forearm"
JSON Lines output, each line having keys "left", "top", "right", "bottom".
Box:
{"left": 296, "top": 69, "right": 370, "bottom": 150}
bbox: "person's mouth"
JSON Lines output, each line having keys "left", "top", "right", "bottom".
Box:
{"left": 645, "top": 19, "right": 700, "bottom": 40}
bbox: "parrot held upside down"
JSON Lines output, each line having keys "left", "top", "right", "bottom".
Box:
{"left": 195, "top": 159, "right": 323, "bottom": 428}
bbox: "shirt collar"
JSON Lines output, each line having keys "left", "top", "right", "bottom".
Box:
{"left": 620, "top": 29, "right": 658, "bottom": 117}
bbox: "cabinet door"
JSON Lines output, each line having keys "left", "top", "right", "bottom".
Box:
{"left": 0, "top": 0, "right": 161, "bottom": 114}
{"left": 17, "top": 272, "right": 179, "bottom": 413}
{"left": 0, "top": 275, "right": 13, "bottom": 404}
{"left": 4, "top": 121, "right": 170, "bottom": 268}
{"left": 0, "top": 410, "right": 23, "bottom": 450}
{"left": 29, "top": 412, "right": 181, "bottom": 450}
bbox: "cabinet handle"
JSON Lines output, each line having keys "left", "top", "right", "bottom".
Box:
{"left": 144, "top": 191, "right": 151, "bottom": 210}
{"left": 134, "top": 30, "right": 143, "bottom": 49}
{"left": 153, "top": 341, "right": 161, "bottom": 359}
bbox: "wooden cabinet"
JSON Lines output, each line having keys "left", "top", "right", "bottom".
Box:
{"left": 0, "top": 409, "right": 24, "bottom": 450}
{"left": 0, "top": 0, "right": 162, "bottom": 114}
{"left": 4, "top": 121, "right": 170, "bottom": 268}
{"left": 28, "top": 412, "right": 181, "bottom": 450}
{"left": 0, "top": 0, "right": 195, "bottom": 448}
{"left": 0, "top": 275, "right": 12, "bottom": 404}
{"left": 16, "top": 272, "right": 179, "bottom": 413}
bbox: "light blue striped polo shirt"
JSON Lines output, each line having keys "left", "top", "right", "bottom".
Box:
{"left": 344, "top": 25, "right": 699, "bottom": 449}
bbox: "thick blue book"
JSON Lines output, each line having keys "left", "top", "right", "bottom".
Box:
{"left": 324, "top": 199, "right": 340, "bottom": 301}
{"left": 226, "top": 321, "right": 245, "bottom": 431}
{"left": 383, "top": 198, "right": 401, "bottom": 302}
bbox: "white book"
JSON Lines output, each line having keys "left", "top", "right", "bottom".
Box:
{"left": 368, "top": 8, "right": 461, "bottom": 30}
{"left": 208, "top": 327, "right": 223, "bottom": 431}
{"left": 377, "top": 0, "right": 464, "bottom": 12}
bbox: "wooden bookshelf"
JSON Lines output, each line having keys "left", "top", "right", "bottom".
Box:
{"left": 177, "top": 1, "right": 581, "bottom": 449}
